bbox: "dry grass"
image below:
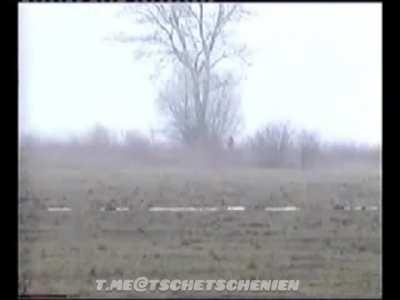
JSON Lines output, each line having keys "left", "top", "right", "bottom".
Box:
{"left": 19, "top": 155, "right": 381, "bottom": 298}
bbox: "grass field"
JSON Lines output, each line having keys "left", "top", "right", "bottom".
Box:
{"left": 18, "top": 155, "right": 381, "bottom": 298}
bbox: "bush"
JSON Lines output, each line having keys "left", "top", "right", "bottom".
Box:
{"left": 250, "top": 122, "right": 294, "bottom": 167}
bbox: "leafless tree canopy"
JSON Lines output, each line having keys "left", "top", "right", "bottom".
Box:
{"left": 297, "top": 130, "right": 321, "bottom": 169}
{"left": 157, "top": 67, "right": 242, "bottom": 145}
{"left": 116, "top": 3, "right": 249, "bottom": 146}
{"left": 86, "top": 124, "right": 113, "bottom": 149}
{"left": 250, "top": 122, "right": 294, "bottom": 167}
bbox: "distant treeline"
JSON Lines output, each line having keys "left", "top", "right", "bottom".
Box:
{"left": 19, "top": 123, "right": 381, "bottom": 170}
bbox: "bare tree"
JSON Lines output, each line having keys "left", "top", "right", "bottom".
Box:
{"left": 157, "top": 67, "right": 242, "bottom": 145}
{"left": 297, "top": 130, "right": 320, "bottom": 169}
{"left": 115, "top": 3, "right": 250, "bottom": 145}
{"left": 250, "top": 122, "right": 294, "bottom": 167}
{"left": 84, "top": 124, "right": 114, "bottom": 151}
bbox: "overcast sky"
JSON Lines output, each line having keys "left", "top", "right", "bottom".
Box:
{"left": 18, "top": 3, "right": 382, "bottom": 145}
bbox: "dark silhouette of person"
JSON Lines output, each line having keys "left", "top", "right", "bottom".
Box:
{"left": 228, "top": 136, "right": 234, "bottom": 151}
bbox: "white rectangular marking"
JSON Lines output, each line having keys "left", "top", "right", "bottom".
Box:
{"left": 264, "top": 206, "right": 298, "bottom": 212}
{"left": 226, "top": 206, "right": 246, "bottom": 211}
{"left": 366, "top": 206, "right": 378, "bottom": 211}
{"left": 149, "top": 207, "right": 219, "bottom": 212}
{"left": 116, "top": 207, "right": 130, "bottom": 212}
{"left": 47, "top": 207, "right": 71, "bottom": 212}
{"left": 335, "top": 206, "right": 379, "bottom": 211}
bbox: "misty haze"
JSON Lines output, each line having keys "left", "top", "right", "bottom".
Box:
{"left": 18, "top": 3, "right": 381, "bottom": 298}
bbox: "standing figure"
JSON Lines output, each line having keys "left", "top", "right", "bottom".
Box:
{"left": 228, "top": 136, "right": 235, "bottom": 151}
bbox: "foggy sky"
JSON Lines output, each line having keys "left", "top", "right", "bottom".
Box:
{"left": 18, "top": 3, "right": 382, "bottom": 145}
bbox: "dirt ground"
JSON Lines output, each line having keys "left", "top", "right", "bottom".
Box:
{"left": 18, "top": 160, "right": 381, "bottom": 298}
